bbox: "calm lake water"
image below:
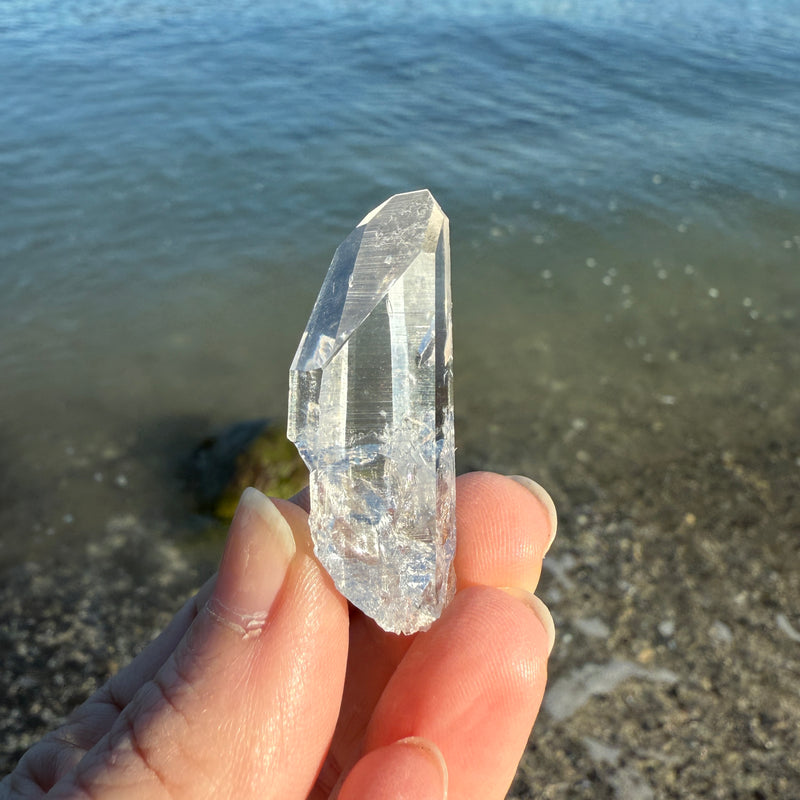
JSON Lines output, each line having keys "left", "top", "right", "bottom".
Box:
{"left": 1, "top": 0, "right": 799, "bottom": 564}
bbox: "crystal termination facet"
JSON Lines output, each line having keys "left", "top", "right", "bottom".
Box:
{"left": 287, "top": 190, "right": 455, "bottom": 635}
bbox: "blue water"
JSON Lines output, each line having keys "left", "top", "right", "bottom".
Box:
{"left": 0, "top": 0, "right": 798, "bottom": 559}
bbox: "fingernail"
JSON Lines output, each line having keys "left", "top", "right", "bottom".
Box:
{"left": 210, "top": 487, "right": 296, "bottom": 636}
{"left": 500, "top": 587, "right": 556, "bottom": 655}
{"left": 395, "top": 737, "right": 448, "bottom": 799}
{"left": 507, "top": 475, "right": 558, "bottom": 554}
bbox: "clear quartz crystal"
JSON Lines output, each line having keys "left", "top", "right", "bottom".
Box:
{"left": 287, "top": 189, "right": 455, "bottom": 634}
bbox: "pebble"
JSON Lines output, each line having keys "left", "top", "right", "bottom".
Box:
{"left": 544, "top": 660, "right": 678, "bottom": 722}
{"left": 709, "top": 620, "right": 733, "bottom": 644}
{"left": 575, "top": 617, "right": 611, "bottom": 638}
{"left": 658, "top": 619, "right": 676, "bottom": 638}
{"left": 582, "top": 736, "right": 622, "bottom": 765}
{"left": 776, "top": 614, "right": 800, "bottom": 643}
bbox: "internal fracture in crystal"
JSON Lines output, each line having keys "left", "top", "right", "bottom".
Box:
{"left": 287, "top": 190, "right": 455, "bottom": 634}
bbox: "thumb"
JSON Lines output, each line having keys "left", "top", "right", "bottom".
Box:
{"left": 51, "top": 488, "right": 349, "bottom": 800}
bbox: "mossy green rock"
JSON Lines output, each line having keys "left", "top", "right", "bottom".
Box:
{"left": 189, "top": 419, "right": 307, "bottom": 520}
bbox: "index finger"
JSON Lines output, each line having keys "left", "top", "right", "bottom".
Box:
{"left": 454, "top": 471, "right": 557, "bottom": 593}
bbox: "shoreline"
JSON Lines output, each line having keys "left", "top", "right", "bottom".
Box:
{"left": 2, "top": 391, "right": 799, "bottom": 794}
{"left": 3, "top": 228, "right": 799, "bottom": 793}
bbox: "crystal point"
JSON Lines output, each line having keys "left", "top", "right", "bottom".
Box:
{"left": 288, "top": 190, "right": 455, "bottom": 634}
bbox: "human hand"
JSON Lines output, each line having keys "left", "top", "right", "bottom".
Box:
{"left": 2, "top": 472, "right": 556, "bottom": 799}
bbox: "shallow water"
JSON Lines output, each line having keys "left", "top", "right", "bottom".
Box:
{"left": 1, "top": 0, "right": 798, "bottom": 566}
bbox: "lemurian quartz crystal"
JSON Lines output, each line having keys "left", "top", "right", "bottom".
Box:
{"left": 287, "top": 190, "right": 455, "bottom": 634}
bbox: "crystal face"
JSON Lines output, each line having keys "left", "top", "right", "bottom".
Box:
{"left": 287, "top": 189, "right": 455, "bottom": 634}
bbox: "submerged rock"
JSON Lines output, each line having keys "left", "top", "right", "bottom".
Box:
{"left": 188, "top": 419, "right": 307, "bottom": 520}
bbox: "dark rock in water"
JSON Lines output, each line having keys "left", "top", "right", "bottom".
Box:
{"left": 187, "top": 419, "right": 307, "bottom": 519}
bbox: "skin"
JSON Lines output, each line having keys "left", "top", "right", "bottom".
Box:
{"left": 1, "top": 472, "right": 556, "bottom": 800}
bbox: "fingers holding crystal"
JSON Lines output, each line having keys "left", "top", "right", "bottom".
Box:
{"left": 287, "top": 472, "right": 556, "bottom": 796}
{"left": 48, "top": 490, "right": 349, "bottom": 800}
{"left": 454, "top": 471, "right": 557, "bottom": 594}
{"left": 359, "top": 585, "right": 550, "bottom": 800}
